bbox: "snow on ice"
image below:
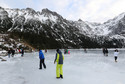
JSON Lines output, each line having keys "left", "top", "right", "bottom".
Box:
{"left": 0, "top": 49, "right": 125, "bottom": 84}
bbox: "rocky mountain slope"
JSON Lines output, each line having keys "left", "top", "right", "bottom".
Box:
{"left": 0, "top": 6, "right": 125, "bottom": 48}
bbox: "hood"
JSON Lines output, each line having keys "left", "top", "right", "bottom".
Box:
{"left": 57, "top": 50, "right": 62, "bottom": 54}
{"left": 39, "top": 50, "right": 43, "bottom": 53}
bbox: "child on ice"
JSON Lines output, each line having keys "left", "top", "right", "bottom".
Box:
{"left": 114, "top": 49, "right": 119, "bottom": 62}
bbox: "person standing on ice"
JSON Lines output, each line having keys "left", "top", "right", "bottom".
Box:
{"left": 114, "top": 49, "right": 119, "bottom": 62}
{"left": 105, "top": 48, "right": 108, "bottom": 56}
{"left": 8, "top": 48, "right": 11, "bottom": 58}
{"left": 102, "top": 48, "right": 106, "bottom": 56}
{"left": 39, "top": 49, "right": 46, "bottom": 69}
{"left": 45, "top": 49, "right": 47, "bottom": 53}
{"left": 11, "top": 49, "right": 15, "bottom": 57}
{"left": 54, "top": 49, "right": 64, "bottom": 79}
{"left": 21, "top": 48, "right": 24, "bottom": 57}
{"left": 84, "top": 48, "right": 87, "bottom": 53}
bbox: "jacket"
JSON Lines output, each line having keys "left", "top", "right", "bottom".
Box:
{"left": 114, "top": 52, "right": 119, "bottom": 57}
{"left": 39, "top": 50, "right": 45, "bottom": 59}
{"left": 54, "top": 50, "right": 64, "bottom": 64}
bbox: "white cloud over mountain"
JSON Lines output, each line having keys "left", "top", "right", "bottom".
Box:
{"left": 0, "top": 0, "right": 125, "bottom": 23}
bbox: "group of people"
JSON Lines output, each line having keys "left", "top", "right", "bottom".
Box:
{"left": 102, "top": 48, "right": 108, "bottom": 56}
{"left": 8, "top": 48, "right": 24, "bottom": 58}
{"left": 39, "top": 48, "right": 120, "bottom": 79}
{"left": 39, "top": 49, "right": 64, "bottom": 79}
{"left": 103, "top": 48, "right": 119, "bottom": 62}
{"left": 64, "top": 49, "right": 70, "bottom": 54}
{"left": 8, "top": 48, "right": 15, "bottom": 58}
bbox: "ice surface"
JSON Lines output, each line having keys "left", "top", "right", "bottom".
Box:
{"left": 0, "top": 49, "right": 125, "bottom": 84}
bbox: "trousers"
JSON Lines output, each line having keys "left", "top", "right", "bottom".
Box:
{"left": 56, "top": 64, "right": 63, "bottom": 77}
{"left": 39, "top": 59, "right": 46, "bottom": 69}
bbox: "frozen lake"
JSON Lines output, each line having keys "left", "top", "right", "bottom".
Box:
{"left": 0, "top": 49, "right": 125, "bottom": 84}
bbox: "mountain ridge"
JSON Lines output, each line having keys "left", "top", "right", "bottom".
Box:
{"left": 0, "top": 6, "right": 125, "bottom": 48}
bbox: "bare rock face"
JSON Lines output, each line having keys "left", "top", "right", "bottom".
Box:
{"left": 0, "top": 7, "right": 8, "bottom": 19}
{"left": 0, "top": 57, "right": 7, "bottom": 61}
{"left": 1, "top": 59, "right": 7, "bottom": 61}
{"left": 0, "top": 57, "right": 2, "bottom": 59}
{"left": 0, "top": 7, "right": 12, "bottom": 33}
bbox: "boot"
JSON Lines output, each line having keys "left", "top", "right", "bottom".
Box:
{"left": 60, "top": 75, "right": 63, "bottom": 79}
{"left": 39, "top": 68, "right": 42, "bottom": 69}
{"left": 56, "top": 77, "right": 60, "bottom": 79}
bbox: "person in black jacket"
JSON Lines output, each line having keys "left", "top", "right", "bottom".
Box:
{"left": 8, "top": 48, "right": 11, "bottom": 58}
{"left": 11, "top": 49, "right": 15, "bottom": 57}
{"left": 21, "top": 48, "right": 24, "bottom": 57}
{"left": 102, "top": 48, "right": 105, "bottom": 56}
{"left": 105, "top": 48, "right": 108, "bottom": 56}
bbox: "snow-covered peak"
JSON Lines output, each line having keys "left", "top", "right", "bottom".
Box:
{"left": 40, "top": 8, "right": 63, "bottom": 22}
{"left": 25, "top": 8, "right": 36, "bottom": 14}
{"left": 4, "top": 7, "right": 64, "bottom": 23}
{"left": 77, "top": 12, "right": 125, "bottom": 36}
{"left": 102, "top": 13, "right": 125, "bottom": 30}
{"left": 78, "top": 19, "right": 83, "bottom": 22}
{"left": 104, "top": 12, "right": 125, "bottom": 25}
{"left": 41, "top": 8, "right": 52, "bottom": 14}
{"left": 0, "top": 7, "right": 8, "bottom": 19}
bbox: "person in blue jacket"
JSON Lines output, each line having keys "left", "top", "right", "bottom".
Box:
{"left": 39, "top": 49, "right": 46, "bottom": 69}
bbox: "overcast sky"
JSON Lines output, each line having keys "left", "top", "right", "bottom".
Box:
{"left": 0, "top": 0, "right": 125, "bottom": 23}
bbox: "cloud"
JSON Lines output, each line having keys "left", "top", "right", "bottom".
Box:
{"left": 0, "top": 0, "right": 10, "bottom": 8}
{"left": 0, "top": 0, "right": 125, "bottom": 23}
{"left": 75, "top": 0, "right": 125, "bottom": 23}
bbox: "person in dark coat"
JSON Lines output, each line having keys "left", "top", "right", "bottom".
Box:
{"left": 103, "top": 48, "right": 106, "bottom": 56}
{"left": 11, "top": 49, "right": 15, "bottom": 57}
{"left": 8, "top": 48, "right": 11, "bottom": 58}
{"left": 39, "top": 49, "right": 46, "bottom": 69}
{"left": 84, "top": 48, "right": 87, "bottom": 53}
{"left": 21, "top": 48, "right": 24, "bottom": 57}
{"left": 105, "top": 48, "right": 108, "bottom": 56}
{"left": 64, "top": 49, "right": 67, "bottom": 54}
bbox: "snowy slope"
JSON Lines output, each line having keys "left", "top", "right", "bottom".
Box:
{"left": 0, "top": 49, "right": 125, "bottom": 84}
{"left": 1, "top": 6, "right": 125, "bottom": 48}
{"left": 1, "top": 6, "right": 125, "bottom": 37}
{"left": 72, "top": 12, "right": 125, "bottom": 37}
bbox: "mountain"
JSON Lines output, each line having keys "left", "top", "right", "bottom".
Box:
{"left": 0, "top": 6, "right": 125, "bottom": 49}
{"left": 0, "top": 7, "right": 12, "bottom": 33}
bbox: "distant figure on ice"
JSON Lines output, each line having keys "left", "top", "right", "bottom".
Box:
{"left": 68, "top": 50, "right": 70, "bottom": 54}
{"left": 18, "top": 49, "right": 21, "bottom": 53}
{"left": 45, "top": 49, "right": 47, "bottom": 53}
{"left": 105, "top": 48, "right": 108, "bottom": 56}
{"left": 11, "top": 49, "right": 15, "bottom": 57}
{"left": 21, "top": 48, "right": 24, "bottom": 57}
{"left": 39, "top": 49, "right": 46, "bottom": 69}
{"left": 64, "top": 49, "right": 69, "bottom": 54}
{"left": 114, "top": 49, "right": 119, "bottom": 62}
{"left": 102, "top": 48, "right": 106, "bottom": 56}
{"left": 8, "top": 48, "right": 11, "bottom": 58}
{"left": 84, "top": 48, "right": 87, "bottom": 53}
{"left": 54, "top": 49, "right": 64, "bottom": 79}
{"left": 64, "top": 49, "right": 67, "bottom": 54}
